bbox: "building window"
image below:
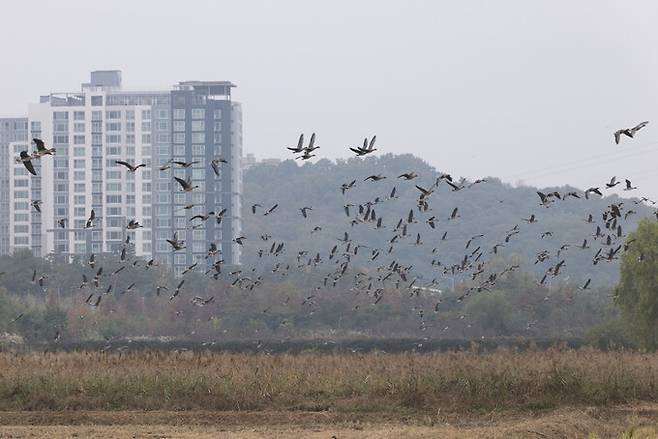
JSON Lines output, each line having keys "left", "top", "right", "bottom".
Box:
{"left": 14, "top": 236, "right": 29, "bottom": 245}
{"left": 141, "top": 110, "right": 151, "bottom": 120}
{"left": 54, "top": 195, "right": 68, "bottom": 204}
{"left": 74, "top": 171, "right": 85, "bottom": 181}
{"left": 13, "top": 179, "right": 28, "bottom": 187}
{"left": 126, "top": 110, "right": 135, "bottom": 120}
{"left": 74, "top": 159, "right": 85, "bottom": 168}
{"left": 155, "top": 120, "right": 169, "bottom": 130}
{"left": 173, "top": 133, "right": 185, "bottom": 144}
{"left": 191, "top": 144, "right": 205, "bottom": 156}
{"left": 106, "top": 195, "right": 122, "bottom": 203}
{"left": 142, "top": 134, "right": 151, "bottom": 144}
{"left": 173, "top": 121, "right": 185, "bottom": 132}
{"left": 106, "top": 111, "right": 121, "bottom": 119}
{"left": 54, "top": 122, "right": 69, "bottom": 133}
{"left": 106, "top": 122, "right": 121, "bottom": 131}
{"left": 155, "top": 133, "right": 171, "bottom": 143}
{"left": 53, "top": 135, "right": 69, "bottom": 144}
{"left": 141, "top": 121, "right": 151, "bottom": 131}
{"left": 156, "top": 217, "right": 172, "bottom": 227}
{"left": 74, "top": 183, "right": 86, "bottom": 193}
{"left": 106, "top": 135, "right": 121, "bottom": 144}
{"left": 74, "top": 123, "right": 85, "bottom": 133}
{"left": 173, "top": 109, "right": 185, "bottom": 120}
{"left": 191, "top": 120, "right": 204, "bottom": 131}
{"left": 74, "top": 195, "right": 86, "bottom": 204}
{"left": 91, "top": 96, "right": 103, "bottom": 106}
{"left": 74, "top": 111, "right": 85, "bottom": 121}
{"left": 53, "top": 111, "right": 69, "bottom": 121}
{"left": 214, "top": 109, "right": 222, "bottom": 119}
{"left": 191, "top": 133, "right": 205, "bottom": 143}
{"left": 191, "top": 108, "right": 205, "bottom": 119}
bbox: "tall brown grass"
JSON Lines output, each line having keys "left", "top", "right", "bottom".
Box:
{"left": 0, "top": 348, "right": 656, "bottom": 412}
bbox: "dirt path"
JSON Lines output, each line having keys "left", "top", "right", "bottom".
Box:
{"left": 0, "top": 404, "right": 656, "bottom": 438}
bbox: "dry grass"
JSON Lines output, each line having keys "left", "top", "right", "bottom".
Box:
{"left": 0, "top": 407, "right": 656, "bottom": 438}
{"left": 0, "top": 348, "right": 657, "bottom": 413}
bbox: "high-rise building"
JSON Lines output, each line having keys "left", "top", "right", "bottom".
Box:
{"left": 5, "top": 71, "right": 242, "bottom": 275}
{"left": 0, "top": 118, "right": 29, "bottom": 254}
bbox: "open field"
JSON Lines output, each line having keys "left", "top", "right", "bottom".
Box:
{"left": 1, "top": 348, "right": 658, "bottom": 412}
{"left": 1, "top": 349, "right": 658, "bottom": 437}
{"left": 0, "top": 406, "right": 656, "bottom": 438}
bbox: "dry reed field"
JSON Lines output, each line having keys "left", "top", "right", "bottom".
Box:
{"left": 0, "top": 348, "right": 657, "bottom": 413}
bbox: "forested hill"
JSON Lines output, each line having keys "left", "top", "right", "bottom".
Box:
{"left": 242, "top": 154, "right": 655, "bottom": 289}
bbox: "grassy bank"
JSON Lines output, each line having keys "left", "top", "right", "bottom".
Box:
{"left": 0, "top": 348, "right": 657, "bottom": 412}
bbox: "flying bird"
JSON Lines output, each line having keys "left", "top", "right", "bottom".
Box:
{"left": 32, "top": 138, "right": 55, "bottom": 157}
{"left": 300, "top": 207, "right": 312, "bottom": 218}
{"left": 31, "top": 200, "right": 42, "bottom": 213}
{"left": 115, "top": 160, "right": 146, "bottom": 172}
{"left": 350, "top": 136, "right": 377, "bottom": 156}
{"left": 210, "top": 158, "right": 227, "bottom": 176}
{"left": 126, "top": 219, "right": 143, "bottom": 229}
{"left": 364, "top": 174, "right": 386, "bottom": 182}
{"left": 174, "top": 176, "right": 199, "bottom": 192}
{"left": 173, "top": 160, "right": 200, "bottom": 168}
{"left": 16, "top": 151, "right": 37, "bottom": 175}
{"left": 166, "top": 232, "right": 186, "bottom": 251}
{"left": 287, "top": 134, "right": 305, "bottom": 153}
{"left": 614, "top": 121, "right": 649, "bottom": 144}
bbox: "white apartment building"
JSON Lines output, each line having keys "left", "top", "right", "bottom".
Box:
{"left": 6, "top": 71, "right": 242, "bottom": 274}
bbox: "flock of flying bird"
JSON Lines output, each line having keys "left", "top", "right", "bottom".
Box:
{"left": 9, "top": 119, "right": 657, "bottom": 342}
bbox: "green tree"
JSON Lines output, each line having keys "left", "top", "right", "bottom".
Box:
{"left": 615, "top": 219, "right": 658, "bottom": 349}
{"left": 466, "top": 292, "right": 516, "bottom": 335}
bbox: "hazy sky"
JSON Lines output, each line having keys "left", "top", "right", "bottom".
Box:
{"left": 2, "top": 1, "right": 658, "bottom": 197}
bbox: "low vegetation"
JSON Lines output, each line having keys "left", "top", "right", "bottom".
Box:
{"left": 2, "top": 348, "right": 658, "bottom": 412}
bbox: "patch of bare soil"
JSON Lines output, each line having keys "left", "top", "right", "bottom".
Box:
{"left": 0, "top": 404, "right": 656, "bottom": 438}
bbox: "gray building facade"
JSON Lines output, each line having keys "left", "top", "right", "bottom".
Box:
{"left": 0, "top": 118, "right": 28, "bottom": 254}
